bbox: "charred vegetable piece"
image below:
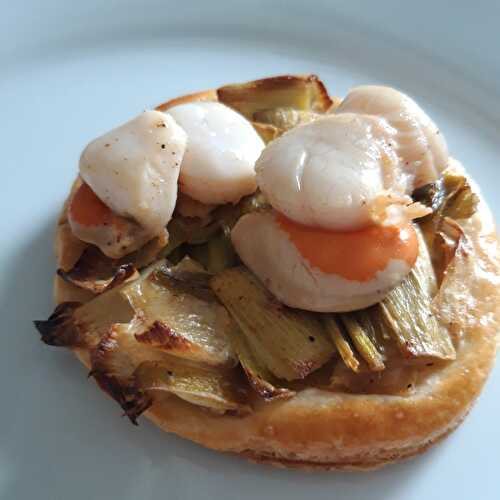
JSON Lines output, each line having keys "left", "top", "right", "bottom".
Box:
{"left": 413, "top": 170, "right": 479, "bottom": 221}
{"left": 251, "top": 122, "right": 279, "bottom": 144}
{"left": 430, "top": 216, "right": 466, "bottom": 284}
{"left": 57, "top": 233, "right": 168, "bottom": 294}
{"left": 339, "top": 313, "right": 385, "bottom": 371}
{"left": 166, "top": 215, "right": 219, "bottom": 247}
{"left": 215, "top": 191, "right": 270, "bottom": 235}
{"left": 413, "top": 170, "right": 478, "bottom": 283}
{"left": 175, "top": 193, "right": 217, "bottom": 219}
{"left": 34, "top": 302, "right": 83, "bottom": 347}
{"left": 91, "top": 321, "right": 248, "bottom": 422}
{"left": 217, "top": 75, "right": 332, "bottom": 120}
{"left": 224, "top": 322, "right": 294, "bottom": 400}
{"left": 206, "top": 233, "right": 237, "bottom": 274}
{"left": 164, "top": 191, "right": 269, "bottom": 266}
{"left": 90, "top": 322, "right": 154, "bottom": 424}
{"left": 377, "top": 253, "right": 456, "bottom": 361}
{"left": 122, "top": 258, "right": 236, "bottom": 367}
{"left": 186, "top": 243, "right": 210, "bottom": 270}
{"left": 253, "top": 107, "right": 318, "bottom": 135}
{"left": 34, "top": 284, "right": 134, "bottom": 349}
{"left": 134, "top": 360, "right": 250, "bottom": 415}
{"left": 323, "top": 316, "right": 360, "bottom": 373}
{"left": 57, "top": 247, "right": 138, "bottom": 294}
{"left": 211, "top": 267, "right": 335, "bottom": 381}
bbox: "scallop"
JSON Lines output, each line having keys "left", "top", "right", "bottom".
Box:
{"left": 255, "top": 113, "right": 403, "bottom": 231}
{"left": 79, "top": 110, "right": 187, "bottom": 236}
{"left": 231, "top": 211, "right": 418, "bottom": 312}
{"left": 167, "top": 101, "right": 264, "bottom": 205}
{"left": 336, "top": 85, "right": 448, "bottom": 187}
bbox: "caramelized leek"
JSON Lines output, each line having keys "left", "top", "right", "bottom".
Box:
{"left": 339, "top": 313, "right": 385, "bottom": 371}
{"left": 57, "top": 234, "right": 167, "bottom": 294}
{"left": 414, "top": 171, "right": 476, "bottom": 279}
{"left": 253, "top": 107, "right": 318, "bottom": 134}
{"left": 323, "top": 316, "right": 360, "bottom": 372}
{"left": 413, "top": 170, "right": 479, "bottom": 221}
{"left": 121, "top": 259, "right": 236, "bottom": 367}
{"left": 206, "top": 233, "right": 237, "bottom": 274}
{"left": 211, "top": 267, "right": 335, "bottom": 380}
{"left": 134, "top": 360, "right": 250, "bottom": 414}
{"left": 163, "top": 191, "right": 269, "bottom": 267}
{"left": 251, "top": 122, "right": 279, "bottom": 144}
{"left": 165, "top": 215, "right": 218, "bottom": 252}
{"left": 217, "top": 75, "right": 332, "bottom": 120}
{"left": 175, "top": 192, "right": 216, "bottom": 219}
{"left": 224, "top": 322, "right": 294, "bottom": 400}
{"left": 34, "top": 283, "right": 134, "bottom": 349}
{"left": 91, "top": 320, "right": 248, "bottom": 421}
{"left": 378, "top": 257, "right": 456, "bottom": 361}
{"left": 432, "top": 216, "right": 465, "bottom": 283}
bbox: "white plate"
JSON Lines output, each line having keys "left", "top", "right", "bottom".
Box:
{"left": 1, "top": 1, "right": 499, "bottom": 499}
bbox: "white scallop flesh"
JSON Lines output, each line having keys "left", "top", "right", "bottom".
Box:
{"left": 336, "top": 85, "right": 448, "bottom": 187}
{"left": 167, "top": 102, "right": 264, "bottom": 205}
{"left": 255, "top": 113, "right": 405, "bottom": 231}
{"left": 231, "top": 211, "right": 413, "bottom": 312}
{"left": 79, "top": 110, "right": 187, "bottom": 236}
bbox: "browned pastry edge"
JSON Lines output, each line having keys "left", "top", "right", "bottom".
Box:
{"left": 51, "top": 89, "right": 500, "bottom": 471}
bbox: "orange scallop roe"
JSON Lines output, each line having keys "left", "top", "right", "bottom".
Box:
{"left": 276, "top": 213, "right": 418, "bottom": 282}
{"left": 69, "top": 182, "right": 118, "bottom": 227}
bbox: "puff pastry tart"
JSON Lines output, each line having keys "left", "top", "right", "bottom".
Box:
{"left": 35, "top": 75, "right": 499, "bottom": 470}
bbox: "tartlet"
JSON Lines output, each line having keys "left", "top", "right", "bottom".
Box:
{"left": 36, "top": 75, "right": 499, "bottom": 470}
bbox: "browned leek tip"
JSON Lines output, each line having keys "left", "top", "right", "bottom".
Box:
{"left": 34, "top": 302, "right": 82, "bottom": 347}
{"left": 217, "top": 74, "right": 333, "bottom": 119}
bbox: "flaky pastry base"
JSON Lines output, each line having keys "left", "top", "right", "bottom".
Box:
{"left": 52, "top": 91, "right": 499, "bottom": 470}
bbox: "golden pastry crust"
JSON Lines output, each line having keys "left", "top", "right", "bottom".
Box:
{"left": 52, "top": 90, "right": 500, "bottom": 471}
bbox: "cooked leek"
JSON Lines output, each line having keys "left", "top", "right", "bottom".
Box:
{"left": 413, "top": 170, "right": 479, "bottom": 221}
{"left": 121, "top": 259, "right": 236, "bottom": 367}
{"left": 206, "top": 233, "right": 237, "bottom": 274}
{"left": 57, "top": 234, "right": 167, "bottom": 294}
{"left": 163, "top": 191, "right": 269, "bottom": 267}
{"left": 34, "top": 283, "right": 134, "bottom": 349}
{"left": 378, "top": 260, "right": 456, "bottom": 361}
{"left": 134, "top": 360, "right": 250, "bottom": 414}
{"left": 251, "top": 122, "right": 279, "bottom": 144}
{"left": 253, "top": 107, "right": 318, "bottom": 134}
{"left": 211, "top": 267, "right": 335, "bottom": 381}
{"left": 90, "top": 321, "right": 247, "bottom": 422}
{"left": 339, "top": 313, "right": 385, "bottom": 371}
{"left": 224, "top": 322, "right": 294, "bottom": 400}
{"left": 217, "top": 74, "right": 332, "bottom": 120}
{"left": 432, "top": 217, "right": 465, "bottom": 282}
{"left": 322, "top": 315, "right": 359, "bottom": 372}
